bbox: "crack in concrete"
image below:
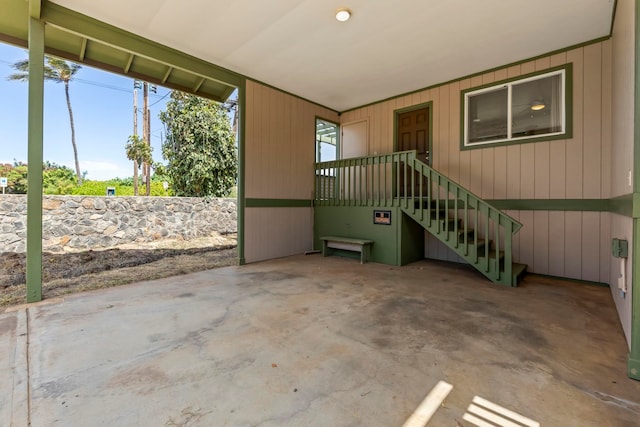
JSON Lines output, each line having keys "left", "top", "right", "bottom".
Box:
{"left": 25, "top": 308, "right": 32, "bottom": 427}
{"left": 589, "top": 391, "right": 640, "bottom": 415}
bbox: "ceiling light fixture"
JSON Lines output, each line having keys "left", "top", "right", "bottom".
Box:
{"left": 335, "top": 8, "right": 351, "bottom": 22}
{"left": 530, "top": 100, "right": 546, "bottom": 111}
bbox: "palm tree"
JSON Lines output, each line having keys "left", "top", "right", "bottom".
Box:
{"left": 8, "top": 57, "right": 83, "bottom": 185}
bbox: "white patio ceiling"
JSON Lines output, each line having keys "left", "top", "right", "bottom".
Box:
{"left": 51, "top": 0, "right": 615, "bottom": 111}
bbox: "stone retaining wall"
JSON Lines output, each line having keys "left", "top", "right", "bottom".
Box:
{"left": 0, "top": 195, "right": 237, "bottom": 253}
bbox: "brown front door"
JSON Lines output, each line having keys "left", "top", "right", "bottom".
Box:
{"left": 397, "top": 107, "right": 430, "bottom": 196}
{"left": 397, "top": 107, "right": 430, "bottom": 164}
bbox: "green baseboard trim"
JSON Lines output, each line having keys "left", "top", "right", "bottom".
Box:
{"left": 246, "top": 198, "right": 313, "bottom": 208}
{"left": 486, "top": 199, "right": 610, "bottom": 211}
{"left": 526, "top": 273, "right": 609, "bottom": 288}
{"left": 628, "top": 355, "right": 640, "bottom": 380}
{"left": 484, "top": 195, "right": 640, "bottom": 217}
{"left": 610, "top": 194, "right": 634, "bottom": 217}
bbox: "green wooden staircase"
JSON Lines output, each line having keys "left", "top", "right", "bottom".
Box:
{"left": 315, "top": 150, "right": 526, "bottom": 286}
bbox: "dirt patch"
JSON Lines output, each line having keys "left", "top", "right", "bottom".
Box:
{"left": 0, "top": 234, "right": 237, "bottom": 311}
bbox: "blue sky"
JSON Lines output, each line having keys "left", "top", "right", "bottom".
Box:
{"left": 0, "top": 42, "right": 171, "bottom": 180}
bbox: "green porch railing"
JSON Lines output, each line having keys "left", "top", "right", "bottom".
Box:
{"left": 314, "top": 150, "right": 525, "bottom": 286}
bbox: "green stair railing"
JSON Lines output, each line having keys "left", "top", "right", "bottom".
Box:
{"left": 314, "top": 150, "right": 524, "bottom": 286}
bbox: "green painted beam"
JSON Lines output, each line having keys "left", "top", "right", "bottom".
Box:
{"left": 162, "top": 66, "right": 172, "bottom": 84}
{"left": 40, "top": 1, "right": 244, "bottom": 87}
{"left": 26, "top": 16, "right": 44, "bottom": 303}
{"left": 193, "top": 77, "right": 205, "bottom": 93}
{"left": 237, "top": 82, "right": 246, "bottom": 265}
{"left": 29, "top": 0, "right": 41, "bottom": 19}
{"left": 123, "top": 53, "right": 134, "bottom": 73}
{"left": 78, "top": 37, "right": 87, "bottom": 61}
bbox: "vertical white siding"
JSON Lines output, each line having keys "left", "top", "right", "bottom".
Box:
{"left": 609, "top": 0, "right": 636, "bottom": 347}
{"left": 342, "top": 40, "right": 613, "bottom": 283}
{"left": 244, "top": 81, "right": 339, "bottom": 263}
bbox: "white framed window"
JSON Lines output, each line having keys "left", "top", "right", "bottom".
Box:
{"left": 463, "top": 66, "right": 570, "bottom": 148}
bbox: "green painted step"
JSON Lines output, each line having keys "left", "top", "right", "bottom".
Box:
{"left": 444, "top": 228, "right": 475, "bottom": 244}
{"left": 512, "top": 263, "right": 527, "bottom": 285}
{"left": 469, "top": 239, "right": 489, "bottom": 256}
{"left": 399, "top": 185, "right": 526, "bottom": 287}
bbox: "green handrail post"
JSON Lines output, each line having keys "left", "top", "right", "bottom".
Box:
{"left": 313, "top": 150, "right": 523, "bottom": 286}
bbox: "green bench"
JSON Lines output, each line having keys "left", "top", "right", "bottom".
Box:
{"left": 320, "top": 236, "right": 373, "bottom": 264}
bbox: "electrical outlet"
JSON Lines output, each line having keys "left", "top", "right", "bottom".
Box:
{"left": 628, "top": 170, "right": 633, "bottom": 187}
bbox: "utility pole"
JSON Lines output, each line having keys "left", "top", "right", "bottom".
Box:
{"left": 142, "top": 82, "right": 156, "bottom": 196}
{"left": 146, "top": 106, "right": 151, "bottom": 195}
{"left": 133, "top": 80, "right": 141, "bottom": 196}
{"left": 142, "top": 82, "right": 150, "bottom": 196}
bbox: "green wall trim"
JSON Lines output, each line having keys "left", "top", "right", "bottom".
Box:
{"left": 26, "top": 16, "right": 44, "bottom": 303}
{"left": 313, "top": 197, "right": 636, "bottom": 215}
{"left": 527, "top": 273, "right": 609, "bottom": 288}
{"left": 609, "top": 194, "right": 634, "bottom": 217}
{"left": 631, "top": 218, "right": 640, "bottom": 380}
{"left": 341, "top": 36, "right": 609, "bottom": 114}
{"left": 610, "top": 0, "right": 619, "bottom": 37}
{"left": 246, "top": 198, "right": 313, "bottom": 208}
{"left": 237, "top": 83, "right": 246, "bottom": 265}
{"left": 486, "top": 199, "right": 610, "bottom": 212}
{"left": 459, "top": 64, "right": 573, "bottom": 151}
{"left": 629, "top": 0, "right": 640, "bottom": 382}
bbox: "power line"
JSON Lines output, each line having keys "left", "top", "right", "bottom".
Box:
{"left": 75, "top": 78, "right": 167, "bottom": 99}
{"left": 1, "top": 58, "right": 167, "bottom": 99}
{"left": 74, "top": 78, "right": 133, "bottom": 94}
{"left": 149, "top": 90, "right": 170, "bottom": 107}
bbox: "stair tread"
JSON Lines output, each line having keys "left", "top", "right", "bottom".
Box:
{"left": 512, "top": 263, "right": 527, "bottom": 277}
{"left": 401, "top": 202, "right": 522, "bottom": 287}
{"left": 486, "top": 250, "right": 505, "bottom": 259}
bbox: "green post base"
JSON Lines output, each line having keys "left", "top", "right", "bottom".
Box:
{"left": 628, "top": 355, "right": 640, "bottom": 381}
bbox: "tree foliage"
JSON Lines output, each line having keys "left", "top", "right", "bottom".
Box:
{"left": 43, "top": 163, "right": 76, "bottom": 194}
{"left": 0, "top": 161, "right": 77, "bottom": 194}
{"left": 72, "top": 179, "right": 168, "bottom": 196}
{"left": 125, "top": 134, "right": 154, "bottom": 196}
{"left": 125, "top": 135, "right": 153, "bottom": 167}
{"left": 0, "top": 161, "right": 173, "bottom": 195}
{"left": 159, "top": 91, "right": 237, "bottom": 197}
{"left": 0, "top": 162, "right": 28, "bottom": 194}
{"left": 8, "top": 56, "right": 83, "bottom": 184}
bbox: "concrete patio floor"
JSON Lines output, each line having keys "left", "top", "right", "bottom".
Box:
{"left": 2, "top": 255, "right": 640, "bottom": 426}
